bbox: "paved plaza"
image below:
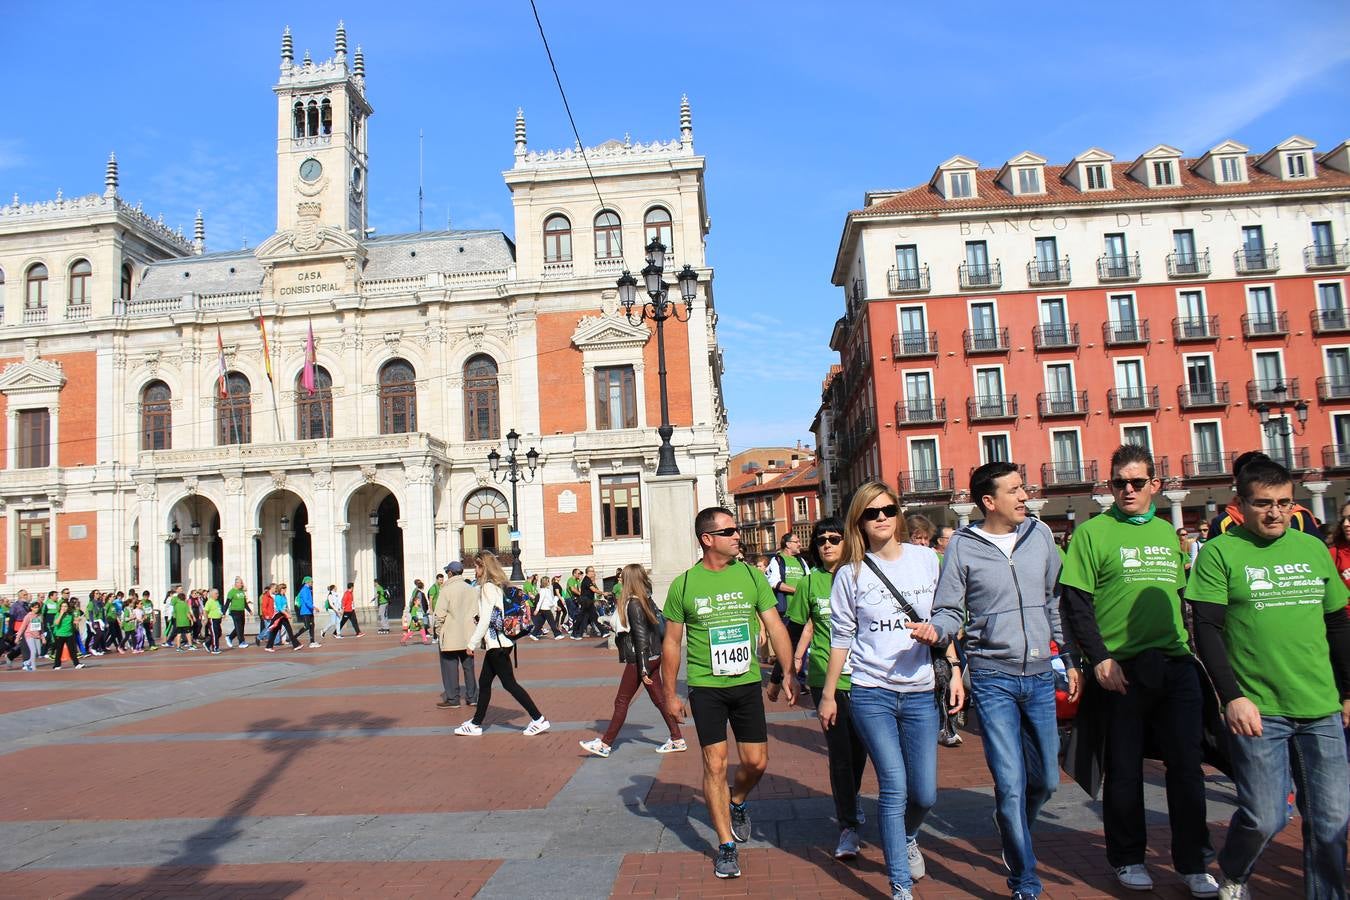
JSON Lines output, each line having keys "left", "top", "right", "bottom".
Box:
{"left": 0, "top": 632, "right": 1311, "bottom": 898}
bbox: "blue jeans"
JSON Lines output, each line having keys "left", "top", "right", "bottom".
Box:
{"left": 969, "top": 668, "right": 1060, "bottom": 896}
{"left": 849, "top": 685, "right": 938, "bottom": 889}
{"left": 1220, "top": 713, "right": 1349, "bottom": 899}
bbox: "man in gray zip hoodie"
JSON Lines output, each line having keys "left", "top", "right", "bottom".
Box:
{"left": 909, "top": 461, "right": 1079, "bottom": 900}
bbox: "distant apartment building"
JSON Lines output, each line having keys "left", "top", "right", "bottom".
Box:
{"left": 729, "top": 446, "right": 818, "bottom": 554}
{"left": 820, "top": 135, "right": 1350, "bottom": 528}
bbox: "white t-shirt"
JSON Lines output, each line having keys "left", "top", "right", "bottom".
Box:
{"left": 537, "top": 585, "right": 558, "bottom": 611}
{"left": 829, "top": 546, "right": 940, "bottom": 692}
{"left": 972, "top": 525, "right": 1018, "bottom": 558}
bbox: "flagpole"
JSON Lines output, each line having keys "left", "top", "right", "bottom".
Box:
{"left": 258, "top": 308, "right": 284, "bottom": 441}
{"left": 310, "top": 317, "right": 331, "bottom": 441}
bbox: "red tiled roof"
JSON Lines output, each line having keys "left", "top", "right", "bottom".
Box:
{"left": 731, "top": 465, "right": 819, "bottom": 496}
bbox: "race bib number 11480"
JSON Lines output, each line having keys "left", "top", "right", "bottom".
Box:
{"left": 709, "top": 623, "right": 752, "bottom": 676}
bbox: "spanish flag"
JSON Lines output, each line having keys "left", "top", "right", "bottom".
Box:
{"left": 216, "top": 325, "right": 229, "bottom": 398}
{"left": 258, "top": 311, "right": 275, "bottom": 383}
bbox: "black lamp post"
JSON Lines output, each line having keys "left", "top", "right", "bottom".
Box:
{"left": 1256, "top": 381, "right": 1309, "bottom": 440}
{"left": 617, "top": 239, "right": 698, "bottom": 476}
{"left": 488, "top": 428, "right": 539, "bottom": 582}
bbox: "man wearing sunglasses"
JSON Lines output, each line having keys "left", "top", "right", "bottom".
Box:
{"left": 1188, "top": 457, "right": 1350, "bottom": 900}
{"left": 661, "top": 506, "right": 797, "bottom": 880}
{"left": 1059, "top": 444, "right": 1218, "bottom": 896}
{"left": 1207, "top": 451, "right": 1320, "bottom": 539}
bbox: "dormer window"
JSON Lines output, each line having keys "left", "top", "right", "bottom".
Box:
{"left": 949, "top": 172, "right": 972, "bottom": 198}
{"left": 1085, "top": 164, "right": 1108, "bottom": 190}
{"left": 1017, "top": 168, "right": 1041, "bottom": 194}
{"left": 1153, "top": 160, "right": 1176, "bottom": 186}
{"left": 1286, "top": 152, "right": 1310, "bottom": 178}
{"left": 1219, "top": 156, "right": 1244, "bottom": 183}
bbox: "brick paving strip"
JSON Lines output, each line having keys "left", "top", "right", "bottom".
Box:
{"left": 0, "top": 637, "right": 1316, "bottom": 897}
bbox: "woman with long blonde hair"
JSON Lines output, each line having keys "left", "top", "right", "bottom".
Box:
{"left": 454, "top": 551, "right": 551, "bottom": 737}
{"left": 579, "top": 563, "right": 687, "bottom": 757}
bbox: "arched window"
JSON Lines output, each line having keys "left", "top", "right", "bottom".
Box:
{"left": 644, "top": 207, "right": 673, "bottom": 254}
{"left": 594, "top": 211, "right": 622, "bottom": 259}
{"left": 462, "top": 488, "right": 509, "bottom": 556}
{"left": 25, "top": 263, "right": 47, "bottom": 310}
{"left": 216, "top": 372, "right": 252, "bottom": 445}
{"left": 379, "top": 359, "right": 417, "bottom": 434}
{"left": 463, "top": 355, "right": 500, "bottom": 441}
{"left": 120, "top": 263, "right": 133, "bottom": 302}
{"left": 0, "top": 267, "right": 5, "bottom": 306}
{"left": 320, "top": 98, "right": 333, "bottom": 135}
{"left": 293, "top": 102, "right": 305, "bottom": 139}
{"left": 140, "top": 380, "right": 172, "bottom": 450}
{"left": 306, "top": 100, "right": 319, "bottom": 138}
{"left": 543, "top": 214, "right": 572, "bottom": 263}
{"left": 296, "top": 366, "right": 334, "bottom": 440}
{"left": 68, "top": 259, "right": 91, "bottom": 305}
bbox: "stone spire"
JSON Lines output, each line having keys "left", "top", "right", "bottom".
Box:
{"left": 302, "top": 48, "right": 312, "bottom": 67}
{"left": 680, "top": 94, "right": 693, "bottom": 148}
{"left": 104, "top": 151, "right": 118, "bottom": 198}
{"left": 281, "top": 26, "right": 293, "bottom": 68}
{"left": 193, "top": 210, "right": 205, "bottom": 255}
{"left": 335, "top": 20, "right": 347, "bottom": 61}
{"left": 514, "top": 108, "right": 527, "bottom": 159}
{"left": 353, "top": 45, "right": 365, "bottom": 79}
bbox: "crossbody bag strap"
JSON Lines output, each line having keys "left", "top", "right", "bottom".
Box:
{"left": 861, "top": 555, "right": 924, "bottom": 622}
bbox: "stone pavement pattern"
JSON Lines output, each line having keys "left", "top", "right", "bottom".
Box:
{"left": 0, "top": 633, "right": 1315, "bottom": 898}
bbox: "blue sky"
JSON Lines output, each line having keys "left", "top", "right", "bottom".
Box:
{"left": 4, "top": 1, "right": 1349, "bottom": 455}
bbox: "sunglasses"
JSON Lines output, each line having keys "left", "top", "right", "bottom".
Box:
{"left": 860, "top": 503, "right": 899, "bottom": 522}
{"left": 814, "top": 534, "right": 843, "bottom": 546}
{"left": 701, "top": 526, "right": 739, "bottom": 537}
{"left": 1109, "top": 477, "right": 1152, "bottom": 491}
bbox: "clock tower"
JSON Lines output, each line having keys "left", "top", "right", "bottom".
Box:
{"left": 272, "top": 22, "right": 371, "bottom": 238}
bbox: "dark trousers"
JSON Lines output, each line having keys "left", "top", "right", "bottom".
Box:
{"left": 50, "top": 633, "right": 80, "bottom": 667}
{"left": 229, "top": 611, "right": 246, "bottom": 643}
{"left": 295, "top": 613, "right": 316, "bottom": 643}
{"left": 572, "top": 601, "right": 601, "bottom": 636}
{"left": 811, "top": 686, "right": 869, "bottom": 828}
{"left": 266, "top": 614, "right": 297, "bottom": 648}
{"left": 206, "top": 619, "right": 222, "bottom": 651}
{"left": 1100, "top": 654, "right": 1212, "bottom": 872}
{"left": 439, "top": 650, "right": 477, "bottom": 703}
{"left": 531, "top": 609, "right": 563, "bottom": 637}
{"left": 769, "top": 619, "right": 807, "bottom": 685}
{"left": 472, "top": 647, "right": 542, "bottom": 726}
{"left": 41, "top": 613, "right": 55, "bottom": 654}
{"left": 165, "top": 623, "right": 191, "bottom": 645}
{"left": 601, "top": 658, "right": 683, "bottom": 746}
{"left": 338, "top": 611, "right": 362, "bottom": 635}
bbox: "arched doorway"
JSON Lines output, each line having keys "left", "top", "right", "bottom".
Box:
{"left": 461, "top": 487, "right": 511, "bottom": 570}
{"left": 256, "top": 490, "right": 310, "bottom": 596}
{"left": 374, "top": 494, "right": 404, "bottom": 617}
{"left": 167, "top": 496, "right": 222, "bottom": 593}
{"left": 345, "top": 484, "right": 404, "bottom": 617}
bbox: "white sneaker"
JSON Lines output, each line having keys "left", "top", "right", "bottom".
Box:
{"left": 554, "top": 634, "right": 567, "bottom": 640}
{"left": 454, "top": 721, "right": 482, "bottom": 736}
{"left": 655, "top": 738, "right": 688, "bottom": 753}
{"left": 906, "top": 839, "right": 925, "bottom": 880}
{"left": 1182, "top": 872, "right": 1220, "bottom": 898}
{"left": 1116, "top": 864, "right": 1154, "bottom": 891}
{"left": 523, "top": 717, "right": 551, "bottom": 736}
{"left": 1218, "top": 877, "right": 1249, "bottom": 900}
{"left": 310, "top": 643, "right": 322, "bottom": 648}
{"left": 579, "top": 738, "right": 610, "bottom": 757}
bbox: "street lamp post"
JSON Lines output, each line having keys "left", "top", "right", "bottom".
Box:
{"left": 617, "top": 239, "right": 698, "bottom": 476}
{"left": 488, "top": 428, "right": 540, "bottom": 582}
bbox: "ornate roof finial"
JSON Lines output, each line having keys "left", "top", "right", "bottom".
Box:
{"left": 302, "top": 48, "right": 312, "bottom": 67}
{"left": 104, "top": 151, "right": 118, "bottom": 198}
{"left": 353, "top": 45, "right": 365, "bottom": 78}
{"left": 335, "top": 20, "right": 347, "bottom": 60}
{"left": 680, "top": 94, "right": 693, "bottom": 148}
{"left": 281, "top": 26, "right": 293, "bottom": 67}
{"left": 514, "top": 108, "right": 527, "bottom": 158}
{"left": 193, "top": 210, "right": 205, "bottom": 255}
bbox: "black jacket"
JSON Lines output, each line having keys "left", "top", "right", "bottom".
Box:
{"left": 617, "top": 598, "right": 661, "bottom": 665}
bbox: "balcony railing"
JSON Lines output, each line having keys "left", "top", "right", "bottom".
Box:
{"left": 958, "top": 261, "right": 1002, "bottom": 290}
{"left": 1172, "top": 315, "right": 1219, "bottom": 342}
{"left": 1037, "top": 390, "right": 1088, "bottom": 417}
{"left": 964, "top": 327, "right": 1009, "bottom": 354}
{"left": 966, "top": 395, "right": 1019, "bottom": 420}
{"left": 899, "top": 468, "right": 955, "bottom": 497}
{"left": 1032, "top": 323, "right": 1079, "bottom": 350}
{"left": 1097, "top": 253, "right": 1141, "bottom": 281}
{"left": 1107, "top": 385, "right": 1160, "bottom": 413}
{"left": 1317, "top": 375, "right": 1350, "bottom": 401}
{"left": 542, "top": 260, "right": 574, "bottom": 278}
{"left": 895, "top": 398, "right": 947, "bottom": 426}
{"left": 1247, "top": 377, "right": 1300, "bottom": 405}
{"left": 1041, "top": 460, "right": 1098, "bottom": 487}
{"left": 1178, "top": 382, "right": 1230, "bottom": 408}
{"left": 1103, "top": 318, "right": 1150, "bottom": 346}
{"left": 64, "top": 303, "right": 92, "bottom": 321}
{"left": 1268, "top": 447, "right": 1310, "bottom": 472}
{"left": 1311, "top": 308, "right": 1350, "bottom": 334}
{"left": 1305, "top": 242, "right": 1349, "bottom": 269}
{"left": 1027, "top": 257, "right": 1071, "bottom": 286}
{"left": 887, "top": 265, "right": 931, "bottom": 294}
{"left": 21, "top": 307, "right": 47, "bottom": 325}
{"left": 1241, "top": 311, "right": 1289, "bottom": 338}
{"left": 1183, "top": 451, "right": 1238, "bottom": 479}
{"left": 1235, "top": 246, "right": 1279, "bottom": 274}
{"left": 1166, "top": 250, "right": 1211, "bottom": 278}
{"left": 892, "top": 331, "right": 938, "bottom": 358}
{"left": 1323, "top": 444, "right": 1350, "bottom": 471}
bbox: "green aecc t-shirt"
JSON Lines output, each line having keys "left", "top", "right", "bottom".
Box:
{"left": 664, "top": 561, "right": 776, "bottom": 689}
{"left": 779, "top": 554, "right": 811, "bottom": 625}
{"left": 226, "top": 588, "right": 248, "bottom": 612}
{"left": 802, "top": 569, "right": 850, "bottom": 691}
{"left": 172, "top": 596, "right": 191, "bottom": 627}
{"left": 1186, "top": 526, "right": 1348, "bottom": 718}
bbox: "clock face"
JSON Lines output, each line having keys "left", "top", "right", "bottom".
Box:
{"left": 299, "top": 158, "right": 323, "bottom": 183}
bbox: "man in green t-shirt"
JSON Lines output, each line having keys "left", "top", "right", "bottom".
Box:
{"left": 375, "top": 579, "right": 391, "bottom": 633}
{"left": 1059, "top": 444, "right": 1216, "bottom": 895}
{"left": 661, "top": 506, "right": 795, "bottom": 881}
{"left": 1187, "top": 457, "right": 1350, "bottom": 900}
{"left": 168, "top": 590, "right": 193, "bottom": 650}
{"left": 203, "top": 588, "right": 225, "bottom": 654}
{"left": 225, "top": 577, "right": 250, "bottom": 649}
{"left": 428, "top": 573, "right": 444, "bottom": 639}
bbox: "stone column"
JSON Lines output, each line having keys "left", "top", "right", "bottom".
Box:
{"left": 948, "top": 502, "right": 977, "bottom": 527}
{"left": 1162, "top": 489, "right": 1190, "bottom": 528}
{"left": 1093, "top": 493, "right": 1114, "bottom": 514}
{"left": 646, "top": 473, "right": 698, "bottom": 601}
{"left": 135, "top": 480, "right": 167, "bottom": 596}
{"left": 402, "top": 463, "right": 437, "bottom": 587}
{"left": 1303, "top": 480, "right": 1331, "bottom": 523}
{"left": 310, "top": 466, "right": 338, "bottom": 586}
{"left": 220, "top": 472, "right": 250, "bottom": 592}
{"left": 1024, "top": 498, "right": 1048, "bottom": 519}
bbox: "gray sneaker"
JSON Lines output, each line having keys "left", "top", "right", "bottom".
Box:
{"left": 1218, "top": 879, "right": 1249, "bottom": 900}
{"left": 891, "top": 884, "right": 913, "bottom": 900}
{"left": 906, "top": 838, "right": 926, "bottom": 880}
{"left": 730, "top": 802, "right": 751, "bottom": 842}
{"left": 713, "top": 842, "right": 740, "bottom": 878}
{"left": 834, "top": 827, "right": 860, "bottom": 860}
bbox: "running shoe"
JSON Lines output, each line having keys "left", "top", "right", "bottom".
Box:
{"left": 906, "top": 838, "right": 925, "bottom": 880}
{"left": 292, "top": 643, "right": 304, "bottom": 650}
{"left": 264, "top": 647, "right": 276, "bottom": 653}
{"left": 579, "top": 738, "right": 610, "bottom": 757}
{"left": 834, "top": 827, "right": 860, "bottom": 860}
{"left": 523, "top": 717, "right": 551, "bottom": 736}
{"left": 655, "top": 738, "right": 687, "bottom": 753}
{"left": 74, "top": 664, "right": 86, "bottom": 670}
{"left": 310, "top": 643, "right": 322, "bottom": 648}
{"left": 1218, "top": 878, "right": 1249, "bottom": 900}
{"left": 554, "top": 634, "right": 567, "bottom": 640}
{"left": 890, "top": 884, "right": 913, "bottom": 900}
{"left": 1116, "top": 864, "right": 1153, "bottom": 891}
{"left": 52, "top": 666, "right": 62, "bottom": 671}
{"left": 1182, "top": 873, "right": 1219, "bottom": 898}
{"left": 713, "top": 842, "right": 740, "bottom": 879}
{"left": 454, "top": 721, "right": 482, "bottom": 736}
{"left": 528, "top": 634, "right": 540, "bottom": 641}
{"left": 729, "top": 802, "right": 751, "bottom": 842}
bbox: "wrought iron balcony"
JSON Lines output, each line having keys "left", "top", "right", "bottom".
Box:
{"left": 1041, "top": 460, "right": 1098, "bottom": 487}
{"left": 1037, "top": 390, "right": 1088, "bottom": 417}
{"left": 1102, "top": 318, "right": 1150, "bottom": 346}
{"left": 1268, "top": 447, "right": 1310, "bottom": 472}
{"left": 958, "top": 261, "right": 1002, "bottom": 290}
{"left": 1323, "top": 444, "right": 1350, "bottom": 471}
{"left": 1311, "top": 308, "right": 1350, "bottom": 334}
{"left": 887, "top": 265, "right": 931, "bottom": 294}
{"left": 1032, "top": 323, "right": 1079, "bottom": 350}
{"left": 1172, "top": 315, "right": 1220, "bottom": 342}
{"left": 1305, "top": 242, "right": 1349, "bottom": 269}
{"left": 1166, "top": 250, "right": 1211, "bottom": 278}
{"left": 1317, "top": 375, "right": 1350, "bottom": 402}
{"left": 1107, "top": 385, "right": 1160, "bottom": 413}
{"left": 1182, "top": 451, "right": 1237, "bottom": 479}
{"left": 964, "top": 327, "right": 1010, "bottom": 354}
{"left": 1097, "top": 253, "right": 1141, "bottom": 281}
{"left": 1241, "top": 310, "right": 1288, "bottom": 338}
{"left": 1246, "top": 377, "right": 1300, "bottom": 405}
{"left": 966, "top": 395, "right": 1019, "bottom": 421}
{"left": 895, "top": 398, "right": 947, "bottom": 426}
{"left": 1027, "top": 257, "right": 1071, "bottom": 286}
{"left": 899, "top": 468, "right": 955, "bottom": 498}
{"left": 1177, "top": 382, "right": 1230, "bottom": 408}
{"left": 1235, "top": 246, "right": 1279, "bottom": 274}
{"left": 892, "top": 331, "right": 938, "bottom": 358}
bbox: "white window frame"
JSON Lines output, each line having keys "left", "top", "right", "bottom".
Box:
{"left": 1041, "top": 359, "right": 1077, "bottom": 392}
{"left": 1037, "top": 294, "right": 1070, "bottom": 323}
{"left": 1183, "top": 352, "right": 1217, "bottom": 384}
{"left": 966, "top": 297, "right": 1000, "bottom": 330}
{"left": 901, "top": 367, "right": 936, "bottom": 404}
{"left": 1245, "top": 282, "right": 1279, "bottom": 316}
{"left": 971, "top": 363, "right": 1007, "bottom": 396}
{"left": 977, "top": 431, "right": 1012, "bottom": 464}
{"left": 1152, "top": 159, "right": 1176, "bottom": 186}
{"left": 1082, "top": 163, "right": 1110, "bottom": 191}
{"left": 948, "top": 171, "right": 972, "bottom": 198}
{"left": 1048, "top": 427, "right": 1085, "bottom": 466}
{"left": 1015, "top": 167, "right": 1042, "bottom": 195}
{"left": 1218, "top": 156, "right": 1245, "bottom": 183}
{"left": 1119, "top": 422, "right": 1153, "bottom": 450}
{"left": 1175, "top": 286, "right": 1208, "bottom": 317}
{"left": 1285, "top": 152, "right": 1310, "bottom": 179}
{"left": 905, "top": 435, "right": 943, "bottom": 476}
{"left": 1190, "top": 419, "right": 1225, "bottom": 466}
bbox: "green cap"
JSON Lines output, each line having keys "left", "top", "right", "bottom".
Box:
{"left": 302, "top": 576, "right": 313, "bottom": 584}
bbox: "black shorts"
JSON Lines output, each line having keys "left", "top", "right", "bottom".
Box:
{"left": 688, "top": 682, "right": 767, "bottom": 746}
